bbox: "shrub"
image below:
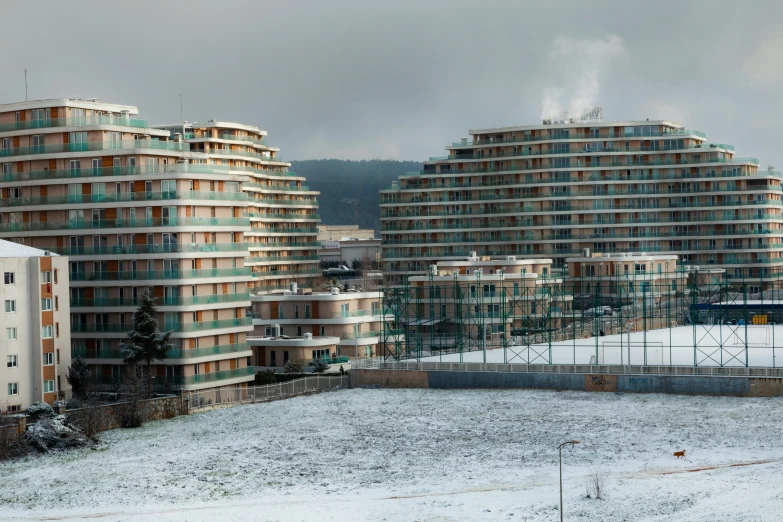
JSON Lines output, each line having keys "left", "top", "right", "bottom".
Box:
{"left": 255, "top": 369, "right": 277, "bottom": 385}
{"left": 312, "top": 359, "right": 330, "bottom": 373}
{"left": 26, "top": 402, "right": 54, "bottom": 418}
{"left": 283, "top": 360, "right": 303, "bottom": 373}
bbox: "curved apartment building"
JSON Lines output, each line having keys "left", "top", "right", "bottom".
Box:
{"left": 0, "top": 99, "right": 255, "bottom": 392}
{"left": 155, "top": 121, "right": 321, "bottom": 294}
{"left": 381, "top": 119, "right": 782, "bottom": 289}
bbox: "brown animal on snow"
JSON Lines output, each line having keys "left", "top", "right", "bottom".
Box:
{"left": 674, "top": 449, "right": 686, "bottom": 459}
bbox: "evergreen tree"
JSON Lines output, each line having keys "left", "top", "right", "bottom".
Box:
{"left": 66, "top": 356, "right": 92, "bottom": 401}
{"left": 120, "top": 289, "right": 174, "bottom": 395}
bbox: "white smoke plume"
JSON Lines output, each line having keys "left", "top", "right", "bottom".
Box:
{"left": 540, "top": 35, "right": 627, "bottom": 121}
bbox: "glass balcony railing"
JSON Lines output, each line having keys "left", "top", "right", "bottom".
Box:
{"left": 71, "top": 317, "right": 252, "bottom": 334}
{"left": 73, "top": 342, "right": 250, "bottom": 359}
{"left": 252, "top": 227, "right": 318, "bottom": 234}
{"left": 219, "top": 133, "right": 268, "bottom": 146}
{"left": 71, "top": 292, "right": 249, "bottom": 308}
{"left": 340, "top": 330, "right": 382, "bottom": 340}
{"left": 0, "top": 139, "right": 189, "bottom": 158}
{"left": 54, "top": 242, "right": 249, "bottom": 256}
{"left": 69, "top": 267, "right": 252, "bottom": 282}
{"left": 0, "top": 164, "right": 299, "bottom": 183}
{"left": 0, "top": 216, "right": 249, "bottom": 233}
{"left": 2, "top": 190, "right": 247, "bottom": 208}
{"left": 0, "top": 115, "right": 150, "bottom": 133}
{"left": 173, "top": 367, "right": 255, "bottom": 386}
{"left": 330, "top": 308, "right": 380, "bottom": 318}
{"left": 244, "top": 182, "right": 311, "bottom": 192}
{"left": 248, "top": 213, "right": 320, "bottom": 220}
{"left": 251, "top": 198, "right": 319, "bottom": 207}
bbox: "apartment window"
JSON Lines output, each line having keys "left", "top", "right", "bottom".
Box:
{"left": 55, "top": 296, "right": 59, "bottom": 311}
{"left": 295, "top": 304, "right": 300, "bottom": 319}
{"left": 6, "top": 327, "right": 17, "bottom": 340}
{"left": 264, "top": 326, "right": 272, "bottom": 336}
{"left": 42, "top": 325, "right": 53, "bottom": 339}
{"left": 7, "top": 355, "right": 17, "bottom": 368}
{"left": 305, "top": 304, "right": 311, "bottom": 319}
{"left": 3, "top": 272, "right": 14, "bottom": 285}
{"left": 43, "top": 380, "right": 55, "bottom": 393}
{"left": 320, "top": 326, "right": 325, "bottom": 336}
{"left": 56, "top": 323, "right": 60, "bottom": 338}
{"left": 278, "top": 304, "right": 284, "bottom": 319}
{"left": 44, "top": 352, "right": 54, "bottom": 366}
{"left": 41, "top": 271, "right": 52, "bottom": 283}
{"left": 54, "top": 269, "right": 58, "bottom": 284}
{"left": 41, "top": 298, "right": 52, "bottom": 311}
{"left": 296, "top": 326, "right": 302, "bottom": 336}
{"left": 312, "top": 349, "right": 328, "bottom": 360}
{"left": 8, "top": 383, "right": 19, "bottom": 395}
{"left": 270, "top": 350, "right": 277, "bottom": 366}
{"left": 4, "top": 300, "right": 16, "bottom": 313}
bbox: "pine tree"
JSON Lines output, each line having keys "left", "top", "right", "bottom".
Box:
{"left": 66, "top": 356, "right": 92, "bottom": 401}
{"left": 120, "top": 289, "right": 174, "bottom": 395}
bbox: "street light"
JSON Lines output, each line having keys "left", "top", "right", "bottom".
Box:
{"left": 558, "top": 440, "right": 580, "bottom": 522}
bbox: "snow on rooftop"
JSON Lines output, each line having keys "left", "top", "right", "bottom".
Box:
{"left": 0, "top": 240, "right": 58, "bottom": 258}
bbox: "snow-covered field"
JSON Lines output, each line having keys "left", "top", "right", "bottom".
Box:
{"left": 417, "top": 324, "right": 783, "bottom": 367}
{"left": 2, "top": 388, "right": 783, "bottom": 521}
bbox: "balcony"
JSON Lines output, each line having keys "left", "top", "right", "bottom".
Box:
{"left": 340, "top": 330, "right": 383, "bottom": 340}
{"left": 54, "top": 242, "right": 249, "bottom": 256}
{"left": 73, "top": 342, "right": 250, "bottom": 359}
{"left": 251, "top": 198, "right": 319, "bottom": 207}
{"left": 0, "top": 216, "right": 250, "bottom": 234}
{"left": 248, "top": 212, "right": 320, "bottom": 220}
{"left": 330, "top": 308, "right": 379, "bottom": 318}
{"left": 0, "top": 115, "right": 150, "bottom": 133}
{"left": 173, "top": 367, "right": 255, "bottom": 386}
{"left": 0, "top": 139, "right": 189, "bottom": 158}
{"left": 71, "top": 292, "right": 250, "bottom": 308}
{"left": 2, "top": 190, "right": 248, "bottom": 208}
{"left": 218, "top": 133, "right": 267, "bottom": 146}
{"left": 69, "top": 267, "right": 252, "bottom": 282}
{"left": 71, "top": 317, "right": 253, "bottom": 334}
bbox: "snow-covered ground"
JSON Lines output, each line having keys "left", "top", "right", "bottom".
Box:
{"left": 2, "top": 388, "right": 782, "bottom": 521}
{"left": 415, "top": 324, "right": 783, "bottom": 367}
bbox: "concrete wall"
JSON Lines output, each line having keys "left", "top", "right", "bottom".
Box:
{"left": 352, "top": 369, "right": 783, "bottom": 397}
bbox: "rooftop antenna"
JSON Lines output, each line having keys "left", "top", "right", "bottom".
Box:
{"left": 24, "top": 69, "right": 27, "bottom": 101}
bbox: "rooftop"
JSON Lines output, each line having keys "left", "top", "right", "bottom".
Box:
{"left": 0, "top": 240, "right": 60, "bottom": 258}
{"left": 469, "top": 119, "right": 683, "bottom": 135}
{"left": 0, "top": 98, "right": 139, "bottom": 114}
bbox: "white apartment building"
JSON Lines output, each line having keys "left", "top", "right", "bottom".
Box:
{"left": 0, "top": 240, "right": 70, "bottom": 411}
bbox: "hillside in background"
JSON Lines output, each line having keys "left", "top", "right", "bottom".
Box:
{"left": 290, "top": 159, "right": 422, "bottom": 233}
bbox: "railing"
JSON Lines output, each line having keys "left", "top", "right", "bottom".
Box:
{"left": 448, "top": 128, "right": 707, "bottom": 147}
{"left": 252, "top": 198, "right": 319, "bottom": 206}
{"left": 54, "top": 242, "right": 249, "bottom": 256}
{"left": 244, "top": 182, "right": 311, "bottom": 192}
{"left": 0, "top": 115, "right": 150, "bottom": 133}
{"left": 252, "top": 227, "right": 319, "bottom": 234}
{"left": 185, "top": 375, "right": 350, "bottom": 409}
{"left": 174, "top": 367, "right": 256, "bottom": 386}
{"left": 73, "top": 342, "right": 250, "bottom": 359}
{"left": 71, "top": 317, "right": 253, "bottom": 334}
{"left": 2, "top": 190, "right": 247, "bottom": 208}
{"left": 247, "top": 255, "right": 320, "bottom": 262}
{"left": 377, "top": 361, "right": 783, "bottom": 378}
{"left": 69, "top": 267, "right": 252, "bottom": 281}
{"left": 341, "top": 330, "right": 382, "bottom": 340}
{"left": 219, "top": 133, "right": 267, "bottom": 146}
{"left": 0, "top": 139, "right": 190, "bottom": 158}
{"left": 0, "top": 216, "right": 249, "bottom": 233}
{"left": 248, "top": 213, "right": 320, "bottom": 220}
{"left": 0, "top": 164, "right": 299, "bottom": 183}
{"left": 71, "top": 292, "right": 249, "bottom": 308}
{"left": 330, "top": 308, "right": 380, "bottom": 318}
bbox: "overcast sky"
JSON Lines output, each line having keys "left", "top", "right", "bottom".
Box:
{"left": 3, "top": 0, "right": 782, "bottom": 166}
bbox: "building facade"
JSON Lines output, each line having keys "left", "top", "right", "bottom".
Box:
{"left": 154, "top": 122, "right": 321, "bottom": 294}
{"left": 250, "top": 289, "right": 386, "bottom": 359}
{"left": 0, "top": 241, "right": 70, "bottom": 410}
{"left": 0, "top": 99, "right": 254, "bottom": 392}
{"left": 380, "top": 118, "right": 780, "bottom": 288}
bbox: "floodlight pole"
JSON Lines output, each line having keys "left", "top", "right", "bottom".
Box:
{"left": 558, "top": 440, "right": 580, "bottom": 522}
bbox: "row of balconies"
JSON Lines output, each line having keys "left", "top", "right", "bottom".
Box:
{"left": 387, "top": 167, "right": 770, "bottom": 192}
{"left": 1, "top": 190, "right": 248, "bottom": 208}
{"left": 0, "top": 139, "right": 190, "bottom": 158}
{"left": 0, "top": 216, "right": 249, "bottom": 234}
{"left": 447, "top": 128, "right": 706, "bottom": 148}
{"left": 73, "top": 342, "right": 249, "bottom": 360}
{"left": 71, "top": 292, "right": 249, "bottom": 308}
{"left": 71, "top": 316, "right": 253, "bottom": 334}
{"left": 69, "top": 267, "right": 251, "bottom": 282}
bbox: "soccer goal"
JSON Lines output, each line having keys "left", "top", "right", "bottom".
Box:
{"left": 732, "top": 326, "right": 771, "bottom": 346}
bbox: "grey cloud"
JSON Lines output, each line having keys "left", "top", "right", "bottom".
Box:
{"left": 2, "top": 0, "right": 782, "bottom": 166}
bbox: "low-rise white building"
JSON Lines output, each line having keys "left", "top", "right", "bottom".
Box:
{"left": 0, "top": 240, "right": 71, "bottom": 411}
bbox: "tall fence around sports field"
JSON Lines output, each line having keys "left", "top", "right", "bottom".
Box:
{"left": 185, "top": 375, "right": 349, "bottom": 412}
{"left": 380, "top": 269, "right": 783, "bottom": 368}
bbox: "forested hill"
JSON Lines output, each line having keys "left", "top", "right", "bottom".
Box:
{"left": 290, "top": 159, "right": 422, "bottom": 233}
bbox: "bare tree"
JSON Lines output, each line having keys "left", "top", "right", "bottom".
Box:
{"left": 585, "top": 470, "right": 606, "bottom": 500}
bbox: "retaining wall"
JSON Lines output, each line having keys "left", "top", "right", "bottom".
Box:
{"left": 351, "top": 369, "right": 783, "bottom": 397}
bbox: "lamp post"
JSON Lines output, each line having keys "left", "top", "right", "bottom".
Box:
{"left": 558, "top": 440, "right": 580, "bottom": 522}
